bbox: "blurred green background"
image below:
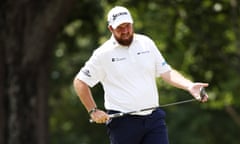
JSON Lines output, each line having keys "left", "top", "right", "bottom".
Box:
{"left": 1, "top": 0, "right": 240, "bottom": 144}
{"left": 50, "top": 0, "right": 240, "bottom": 144}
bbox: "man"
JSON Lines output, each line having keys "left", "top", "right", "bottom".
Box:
{"left": 73, "top": 6, "right": 208, "bottom": 144}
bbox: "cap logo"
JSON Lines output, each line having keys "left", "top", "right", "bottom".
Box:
{"left": 112, "top": 12, "right": 128, "bottom": 21}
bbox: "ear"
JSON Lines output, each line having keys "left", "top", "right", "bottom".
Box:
{"left": 108, "top": 25, "right": 114, "bottom": 32}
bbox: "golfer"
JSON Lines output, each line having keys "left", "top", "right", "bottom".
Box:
{"left": 73, "top": 6, "right": 209, "bottom": 144}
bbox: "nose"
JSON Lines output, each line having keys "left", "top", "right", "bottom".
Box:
{"left": 121, "top": 27, "right": 128, "bottom": 33}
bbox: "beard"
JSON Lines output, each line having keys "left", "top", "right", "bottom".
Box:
{"left": 115, "top": 33, "right": 134, "bottom": 46}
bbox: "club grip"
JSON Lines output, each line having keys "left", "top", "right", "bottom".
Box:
{"left": 200, "top": 87, "right": 207, "bottom": 100}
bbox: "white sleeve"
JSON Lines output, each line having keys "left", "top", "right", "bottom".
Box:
{"left": 149, "top": 39, "right": 172, "bottom": 77}
{"left": 76, "top": 50, "right": 105, "bottom": 87}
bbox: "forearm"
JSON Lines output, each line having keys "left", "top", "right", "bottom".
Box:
{"left": 73, "top": 78, "right": 97, "bottom": 112}
{"left": 161, "top": 69, "right": 194, "bottom": 91}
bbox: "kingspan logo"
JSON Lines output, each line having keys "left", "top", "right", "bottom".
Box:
{"left": 137, "top": 50, "right": 150, "bottom": 55}
{"left": 112, "top": 57, "right": 126, "bottom": 62}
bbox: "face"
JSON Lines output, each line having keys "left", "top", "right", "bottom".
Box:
{"left": 109, "top": 23, "right": 134, "bottom": 46}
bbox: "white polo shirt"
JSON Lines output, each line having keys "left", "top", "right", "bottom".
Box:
{"left": 76, "top": 34, "right": 171, "bottom": 113}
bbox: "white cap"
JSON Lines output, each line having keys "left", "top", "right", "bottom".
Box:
{"left": 107, "top": 6, "right": 133, "bottom": 29}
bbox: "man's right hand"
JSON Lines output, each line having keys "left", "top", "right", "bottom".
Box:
{"left": 90, "top": 109, "right": 109, "bottom": 124}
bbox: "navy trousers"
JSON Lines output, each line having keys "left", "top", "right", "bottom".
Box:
{"left": 106, "top": 108, "right": 169, "bottom": 144}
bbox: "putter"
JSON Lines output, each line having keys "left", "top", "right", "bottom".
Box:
{"left": 90, "top": 87, "right": 207, "bottom": 123}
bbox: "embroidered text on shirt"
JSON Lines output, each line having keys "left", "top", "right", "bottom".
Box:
{"left": 81, "top": 69, "right": 91, "bottom": 77}
{"left": 137, "top": 50, "right": 150, "bottom": 55}
{"left": 112, "top": 57, "right": 127, "bottom": 62}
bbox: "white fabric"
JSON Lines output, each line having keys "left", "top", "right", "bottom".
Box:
{"left": 107, "top": 6, "right": 133, "bottom": 29}
{"left": 76, "top": 34, "right": 171, "bottom": 113}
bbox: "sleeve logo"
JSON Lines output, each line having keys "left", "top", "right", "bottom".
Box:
{"left": 81, "top": 69, "right": 91, "bottom": 77}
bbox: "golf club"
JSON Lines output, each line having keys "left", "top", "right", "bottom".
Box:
{"left": 90, "top": 87, "right": 207, "bottom": 123}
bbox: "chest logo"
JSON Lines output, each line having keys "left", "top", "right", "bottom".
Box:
{"left": 137, "top": 50, "right": 150, "bottom": 55}
{"left": 112, "top": 57, "right": 126, "bottom": 62}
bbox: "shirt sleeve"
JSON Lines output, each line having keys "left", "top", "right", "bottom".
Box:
{"left": 148, "top": 38, "right": 172, "bottom": 77}
{"left": 76, "top": 50, "right": 105, "bottom": 87}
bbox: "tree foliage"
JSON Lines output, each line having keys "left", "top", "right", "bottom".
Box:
{"left": 50, "top": 0, "right": 240, "bottom": 144}
{"left": 1, "top": 0, "right": 75, "bottom": 144}
{"left": 1, "top": 0, "right": 239, "bottom": 144}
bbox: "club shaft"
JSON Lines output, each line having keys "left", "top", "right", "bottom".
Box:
{"left": 90, "top": 87, "right": 207, "bottom": 123}
{"left": 89, "top": 98, "right": 196, "bottom": 123}
{"left": 109, "top": 98, "right": 196, "bottom": 118}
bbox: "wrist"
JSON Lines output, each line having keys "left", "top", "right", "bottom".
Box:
{"left": 187, "top": 83, "right": 194, "bottom": 92}
{"left": 88, "top": 107, "right": 98, "bottom": 115}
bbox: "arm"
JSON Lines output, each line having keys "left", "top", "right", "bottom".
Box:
{"left": 161, "top": 69, "right": 209, "bottom": 102}
{"left": 73, "top": 77, "right": 109, "bottom": 123}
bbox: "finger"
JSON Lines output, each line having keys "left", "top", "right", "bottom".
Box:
{"left": 97, "top": 119, "right": 108, "bottom": 124}
{"left": 200, "top": 83, "right": 209, "bottom": 87}
{"left": 90, "top": 111, "right": 115, "bottom": 124}
{"left": 94, "top": 118, "right": 104, "bottom": 124}
{"left": 201, "top": 94, "right": 208, "bottom": 102}
{"left": 196, "top": 95, "right": 202, "bottom": 101}
{"left": 95, "top": 115, "right": 109, "bottom": 124}
{"left": 203, "top": 94, "right": 208, "bottom": 100}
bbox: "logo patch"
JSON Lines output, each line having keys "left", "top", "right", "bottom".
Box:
{"left": 112, "top": 57, "right": 126, "bottom": 62}
{"left": 112, "top": 12, "right": 128, "bottom": 21}
{"left": 161, "top": 61, "right": 167, "bottom": 66}
{"left": 137, "top": 50, "right": 150, "bottom": 55}
{"left": 81, "top": 69, "right": 91, "bottom": 77}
